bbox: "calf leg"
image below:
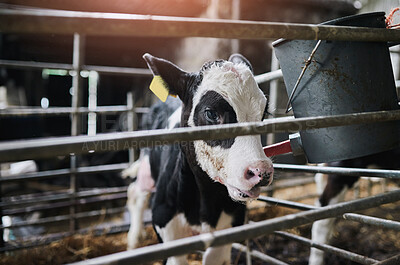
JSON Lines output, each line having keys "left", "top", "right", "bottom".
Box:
{"left": 203, "top": 245, "right": 232, "bottom": 265}
{"left": 309, "top": 173, "right": 358, "bottom": 265}
{"left": 154, "top": 213, "right": 193, "bottom": 265}
{"left": 127, "top": 183, "right": 151, "bottom": 249}
{"left": 125, "top": 154, "right": 154, "bottom": 250}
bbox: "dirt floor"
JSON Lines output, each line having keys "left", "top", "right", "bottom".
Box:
{"left": 1, "top": 177, "right": 399, "bottom": 265}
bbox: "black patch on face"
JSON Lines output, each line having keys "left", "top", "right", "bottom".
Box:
{"left": 193, "top": 91, "right": 237, "bottom": 149}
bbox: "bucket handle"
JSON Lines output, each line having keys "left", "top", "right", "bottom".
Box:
{"left": 285, "top": 40, "right": 322, "bottom": 113}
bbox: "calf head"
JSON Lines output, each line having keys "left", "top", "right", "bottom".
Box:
{"left": 143, "top": 53, "right": 273, "bottom": 202}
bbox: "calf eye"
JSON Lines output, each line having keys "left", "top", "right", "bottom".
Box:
{"left": 205, "top": 108, "right": 219, "bottom": 123}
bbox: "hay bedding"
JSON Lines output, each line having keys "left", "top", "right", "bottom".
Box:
{"left": 1, "top": 179, "right": 399, "bottom": 265}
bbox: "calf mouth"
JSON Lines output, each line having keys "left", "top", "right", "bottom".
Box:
{"left": 226, "top": 184, "right": 261, "bottom": 201}
{"left": 226, "top": 172, "right": 274, "bottom": 201}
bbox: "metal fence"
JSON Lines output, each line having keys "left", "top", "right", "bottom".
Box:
{"left": 0, "top": 4, "right": 400, "bottom": 265}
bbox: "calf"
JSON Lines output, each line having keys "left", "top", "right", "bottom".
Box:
{"left": 309, "top": 148, "right": 400, "bottom": 265}
{"left": 126, "top": 53, "right": 274, "bottom": 264}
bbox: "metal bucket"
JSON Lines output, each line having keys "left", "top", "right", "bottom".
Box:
{"left": 273, "top": 12, "right": 400, "bottom": 163}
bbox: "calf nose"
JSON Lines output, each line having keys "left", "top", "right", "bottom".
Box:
{"left": 245, "top": 162, "right": 274, "bottom": 187}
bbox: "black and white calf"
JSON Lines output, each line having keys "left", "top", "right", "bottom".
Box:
{"left": 309, "top": 148, "right": 400, "bottom": 265}
{"left": 125, "top": 53, "right": 274, "bottom": 264}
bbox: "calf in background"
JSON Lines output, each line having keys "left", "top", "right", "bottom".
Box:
{"left": 309, "top": 148, "right": 400, "bottom": 265}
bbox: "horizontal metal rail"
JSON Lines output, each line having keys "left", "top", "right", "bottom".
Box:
{"left": 254, "top": 69, "right": 283, "bottom": 84}
{"left": 0, "top": 206, "right": 125, "bottom": 229}
{"left": 3, "top": 191, "right": 127, "bottom": 215}
{"left": 343, "top": 213, "right": 400, "bottom": 231}
{"left": 1, "top": 109, "right": 399, "bottom": 163}
{"left": 0, "top": 59, "right": 151, "bottom": 76}
{"left": 67, "top": 189, "right": 400, "bottom": 265}
{"left": 258, "top": 196, "right": 316, "bottom": 211}
{"left": 274, "top": 231, "right": 378, "bottom": 265}
{"left": 373, "top": 254, "right": 400, "bottom": 265}
{"left": 1, "top": 7, "right": 400, "bottom": 42}
{"left": 232, "top": 243, "right": 289, "bottom": 265}
{"left": 262, "top": 177, "right": 315, "bottom": 192}
{"left": 0, "top": 58, "right": 278, "bottom": 83}
{"left": 274, "top": 164, "right": 400, "bottom": 179}
{"left": 0, "top": 163, "right": 128, "bottom": 183}
{"left": 0, "top": 106, "right": 149, "bottom": 117}
{"left": 1, "top": 186, "right": 128, "bottom": 208}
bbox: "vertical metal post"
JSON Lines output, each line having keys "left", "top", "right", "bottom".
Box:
{"left": 127, "top": 92, "right": 135, "bottom": 164}
{"left": 0, "top": 169, "right": 3, "bottom": 248}
{"left": 71, "top": 33, "right": 84, "bottom": 137}
{"left": 70, "top": 33, "right": 85, "bottom": 233}
{"left": 87, "top": 71, "right": 99, "bottom": 136}
{"left": 244, "top": 211, "right": 252, "bottom": 265}
{"left": 231, "top": 0, "right": 240, "bottom": 54}
{"left": 266, "top": 50, "right": 280, "bottom": 145}
{"left": 266, "top": 50, "right": 280, "bottom": 198}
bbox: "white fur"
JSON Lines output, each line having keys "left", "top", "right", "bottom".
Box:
{"left": 202, "top": 211, "right": 233, "bottom": 265}
{"left": 309, "top": 177, "right": 349, "bottom": 265}
{"left": 126, "top": 154, "right": 154, "bottom": 250}
{"left": 168, "top": 106, "right": 182, "bottom": 129}
{"left": 157, "top": 211, "right": 233, "bottom": 265}
{"left": 315, "top": 172, "right": 328, "bottom": 196}
{"left": 121, "top": 160, "right": 140, "bottom": 179}
{"left": 188, "top": 62, "right": 271, "bottom": 201}
{"left": 127, "top": 182, "right": 151, "bottom": 250}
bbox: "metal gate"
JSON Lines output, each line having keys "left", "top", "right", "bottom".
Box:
{"left": 0, "top": 4, "right": 400, "bottom": 265}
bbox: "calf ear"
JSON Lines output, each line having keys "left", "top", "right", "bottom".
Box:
{"left": 228, "top": 53, "right": 253, "bottom": 73}
{"left": 143, "top": 53, "right": 191, "bottom": 100}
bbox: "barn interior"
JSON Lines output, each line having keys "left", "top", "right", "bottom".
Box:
{"left": 0, "top": 1, "right": 400, "bottom": 265}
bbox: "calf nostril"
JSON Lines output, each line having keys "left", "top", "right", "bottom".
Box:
{"left": 246, "top": 169, "right": 256, "bottom": 179}
{"left": 254, "top": 172, "right": 273, "bottom": 188}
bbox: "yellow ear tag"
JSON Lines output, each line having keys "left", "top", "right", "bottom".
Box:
{"left": 149, "top": 75, "right": 169, "bottom": 102}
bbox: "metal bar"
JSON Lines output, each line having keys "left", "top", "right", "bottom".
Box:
{"left": 127, "top": 92, "right": 135, "bottom": 164}
{"left": 83, "top": 65, "right": 151, "bottom": 76}
{"left": 274, "top": 231, "right": 378, "bottom": 265}
{"left": 71, "top": 32, "right": 84, "bottom": 137}
{"left": 0, "top": 206, "right": 125, "bottom": 229}
{"left": 0, "top": 163, "right": 128, "bottom": 183}
{"left": 0, "top": 57, "right": 281, "bottom": 85}
{"left": 1, "top": 8, "right": 400, "bottom": 42}
{"left": 274, "top": 164, "right": 400, "bottom": 179}
{"left": 0, "top": 59, "right": 73, "bottom": 70}
{"left": 0, "top": 106, "right": 128, "bottom": 116}
{"left": 262, "top": 177, "right": 315, "bottom": 192}
{"left": 0, "top": 59, "right": 152, "bottom": 76}
{"left": 254, "top": 69, "right": 283, "bottom": 84}
{"left": 343, "top": 213, "right": 400, "bottom": 231}
{"left": 373, "top": 254, "right": 400, "bottom": 265}
{"left": 1, "top": 109, "right": 399, "bottom": 163}
{"left": 67, "top": 189, "right": 400, "bottom": 265}
{"left": 3, "top": 191, "right": 127, "bottom": 215}
{"left": 232, "top": 243, "right": 289, "bottom": 265}
{"left": 0, "top": 186, "right": 128, "bottom": 208}
{"left": 257, "top": 196, "right": 316, "bottom": 211}
{"left": 70, "top": 32, "right": 84, "bottom": 235}
{"left": 0, "top": 106, "right": 149, "bottom": 117}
